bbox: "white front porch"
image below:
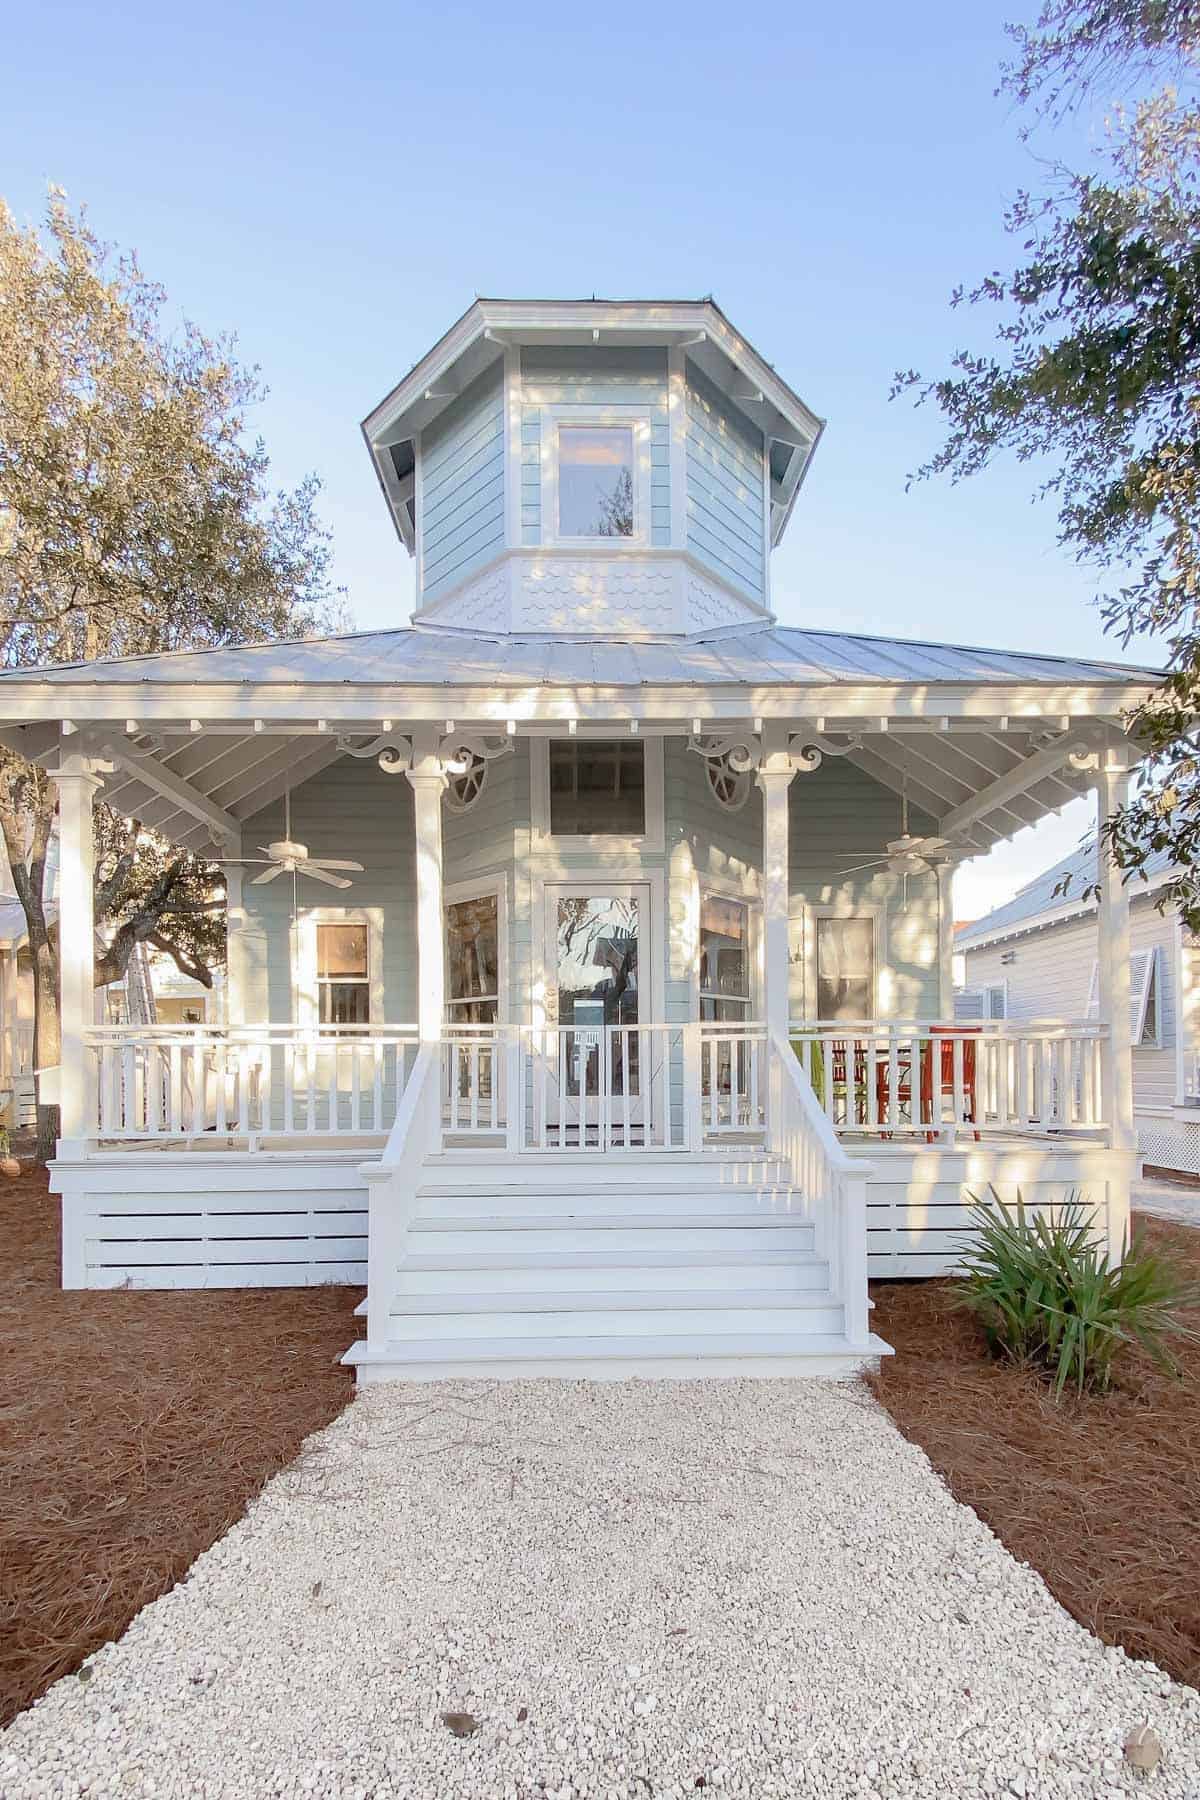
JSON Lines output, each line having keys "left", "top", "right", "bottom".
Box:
{"left": 17, "top": 687, "right": 1145, "bottom": 1377}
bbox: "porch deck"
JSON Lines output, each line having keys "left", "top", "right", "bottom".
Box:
{"left": 52, "top": 1018, "right": 1134, "bottom": 1306}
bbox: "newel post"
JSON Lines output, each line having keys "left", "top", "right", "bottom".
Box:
{"left": 51, "top": 750, "right": 103, "bottom": 1155}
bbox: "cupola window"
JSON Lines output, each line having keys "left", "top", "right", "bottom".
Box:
{"left": 557, "top": 426, "right": 635, "bottom": 538}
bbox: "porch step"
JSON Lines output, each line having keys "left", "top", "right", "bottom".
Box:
{"left": 395, "top": 1248, "right": 831, "bottom": 1295}
{"left": 413, "top": 1184, "right": 803, "bottom": 1219}
{"left": 344, "top": 1330, "right": 892, "bottom": 1383}
{"left": 417, "top": 1157, "right": 789, "bottom": 1190}
{"left": 386, "top": 1291, "right": 845, "bottom": 1338}
{"left": 409, "top": 1221, "right": 817, "bottom": 1256}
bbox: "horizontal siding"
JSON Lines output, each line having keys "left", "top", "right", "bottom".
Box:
{"left": 420, "top": 365, "right": 505, "bottom": 601}
{"left": 789, "top": 759, "right": 940, "bottom": 1019}
{"left": 521, "top": 346, "right": 670, "bottom": 546}
{"left": 59, "top": 1161, "right": 370, "bottom": 1288}
{"left": 867, "top": 1155, "right": 1112, "bottom": 1277}
{"left": 240, "top": 757, "right": 418, "bottom": 1026}
{"left": 963, "top": 898, "right": 1182, "bottom": 1113}
{"left": 685, "top": 364, "right": 765, "bottom": 602}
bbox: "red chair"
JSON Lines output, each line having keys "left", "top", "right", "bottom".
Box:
{"left": 923, "top": 1027, "right": 981, "bottom": 1141}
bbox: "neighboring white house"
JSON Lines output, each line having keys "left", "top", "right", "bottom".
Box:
{"left": 958, "top": 843, "right": 1200, "bottom": 1177}
{"left": 0, "top": 297, "right": 1164, "bottom": 1381}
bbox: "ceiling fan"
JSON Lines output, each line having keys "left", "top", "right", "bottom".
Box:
{"left": 833, "top": 780, "right": 965, "bottom": 881}
{"left": 219, "top": 788, "right": 364, "bottom": 890}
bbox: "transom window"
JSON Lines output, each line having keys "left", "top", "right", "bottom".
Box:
{"left": 557, "top": 426, "right": 634, "bottom": 538}
{"left": 548, "top": 739, "right": 645, "bottom": 836}
{"left": 446, "top": 894, "right": 499, "bottom": 1024}
{"left": 815, "top": 916, "right": 875, "bottom": 1022}
{"left": 699, "top": 895, "right": 753, "bottom": 1022}
{"left": 316, "top": 922, "right": 370, "bottom": 1027}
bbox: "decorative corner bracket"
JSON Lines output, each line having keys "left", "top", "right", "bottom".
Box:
{"left": 787, "top": 727, "right": 863, "bottom": 775}
{"left": 689, "top": 732, "right": 762, "bottom": 776}
{"left": 337, "top": 732, "right": 414, "bottom": 776}
{"left": 438, "top": 731, "right": 515, "bottom": 776}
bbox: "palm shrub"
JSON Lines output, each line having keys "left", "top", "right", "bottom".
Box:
{"left": 953, "top": 1190, "right": 1199, "bottom": 1398}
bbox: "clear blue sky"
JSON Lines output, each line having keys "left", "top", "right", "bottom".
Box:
{"left": 3, "top": 0, "right": 1145, "bottom": 915}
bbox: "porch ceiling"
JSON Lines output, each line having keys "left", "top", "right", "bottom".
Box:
{"left": 0, "top": 711, "right": 1138, "bottom": 858}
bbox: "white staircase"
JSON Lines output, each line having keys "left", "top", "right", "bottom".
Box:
{"left": 345, "top": 1148, "right": 889, "bottom": 1381}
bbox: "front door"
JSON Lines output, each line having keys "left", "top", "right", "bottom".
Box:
{"left": 541, "top": 883, "right": 648, "bottom": 1143}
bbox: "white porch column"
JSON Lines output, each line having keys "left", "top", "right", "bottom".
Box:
{"left": 51, "top": 751, "right": 103, "bottom": 1153}
{"left": 224, "top": 845, "right": 246, "bottom": 1028}
{"left": 1097, "top": 763, "right": 1136, "bottom": 1152}
{"left": 757, "top": 726, "right": 796, "bottom": 1045}
{"left": 936, "top": 861, "right": 956, "bottom": 1019}
{"left": 406, "top": 729, "right": 446, "bottom": 1042}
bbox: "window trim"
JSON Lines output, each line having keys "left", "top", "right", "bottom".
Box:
{"left": 696, "top": 885, "right": 762, "bottom": 1022}
{"left": 801, "top": 904, "right": 885, "bottom": 1023}
{"left": 538, "top": 405, "right": 653, "bottom": 550}
{"left": 444, "top": 876, "right": 509, "bottom": 1026}
{"left": 530, "top": 734, "right": 665, "bottom": 853}
{"left": 295, "top": 906, "right": 384, "bottom": 1028}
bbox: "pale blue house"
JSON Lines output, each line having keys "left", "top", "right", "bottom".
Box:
{"left": 0, "top": 298, "right": 1160, "bottom": 1379}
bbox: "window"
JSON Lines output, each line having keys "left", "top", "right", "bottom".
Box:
{"left": 557, "top": 426, "right": 634, "bottom": 538}
{"left": 316, "top": 922, "right": 370, "bottom": 1027}
{"left": 700, "top": 895, "right": 753, "bottom": 1022}
{"left": 446, "top": 894, "right": 500, "bottom": 1024}
{"left": 445, "top": 751, "right": 487, "bottom": 815}
{"left": 549, "top": 739, "right": 645, "bottom": 836}
{"left": 815, "top": 916, "right": 875, "bottom": 1021}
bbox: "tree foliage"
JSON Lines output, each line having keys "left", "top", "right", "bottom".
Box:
{"left": 898, "top": 2, "right": 1200, "bottom": 922}
{"left": 0, "top": 190, "right": 342, "bottom": 1153}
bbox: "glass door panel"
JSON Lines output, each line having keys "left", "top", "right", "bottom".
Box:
{"left": 543, "top": 885, "right": 647, "bottom": 1141}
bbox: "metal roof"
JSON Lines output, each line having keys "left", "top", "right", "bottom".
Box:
{"left": 0, "top": 623, "right": 1164, "bottom": 691}
{"left": 0, "top": 623, "right": 1161, "bottom": 864}
{"left": 957, "top": 840, "right": 1176, "bottom": 950}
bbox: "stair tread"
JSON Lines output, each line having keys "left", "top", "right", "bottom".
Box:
{"left": 347, "top": 1330, "right": 890, "bottom": 1365}
{"left": 413, "top": 1213, "right": 814, "bottom": 1232}
{"left": 401, "top": 1247, "right": 826, "bottom": 1271}
{"left": 391, "top": 1287, "right": 838, "bottom": 1316}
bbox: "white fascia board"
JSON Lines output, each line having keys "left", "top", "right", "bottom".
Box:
{"left": 0, "top": 679, "right": 1160, "bottom": 726}
{"left": 959, "top": 871, "right": 1176, "bottom": 954}
{"left": 361, "top": 299, "right": 823, "bottom": 463}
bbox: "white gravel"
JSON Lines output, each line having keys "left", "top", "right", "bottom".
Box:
{"left": 4, "top": 1378, "right": 1200, "bottom": 1800}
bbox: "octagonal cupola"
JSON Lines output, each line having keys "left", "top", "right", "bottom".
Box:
{"left": 362, "top": 299, "right": 823, "bottom": 637}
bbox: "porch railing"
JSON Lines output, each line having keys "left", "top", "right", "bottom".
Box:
{"left": 82, "top": 1016, "right": 1113, "bottom": 1148}
{"left": 86, "top": 1024, "right": 420, "bottom": 1141}
{"left": 769, "top": 1030, "right": 870, "bottom": 1343}
{"left": 789, "top": 1020, "right": 1109, "bottom": 1141}
{"left": 0, "top": 1022, "right": 33, "bottom": 1083}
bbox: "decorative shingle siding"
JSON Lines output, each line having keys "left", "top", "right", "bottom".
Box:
{"left": 685, "top": 364, "right": 765, "bottom": 603}
{"left": 420, "top": 365, "right": 505, "bottom": 602}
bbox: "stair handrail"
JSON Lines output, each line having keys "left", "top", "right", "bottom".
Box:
{"left": 769, "top": 1030, "right": 871, "bottom": 1345}
{"left": 362, "top": 1040, "right": 441, "bottom": 1351}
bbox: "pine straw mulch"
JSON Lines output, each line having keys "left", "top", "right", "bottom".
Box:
{"left": 0, "top": 1162, "right": 360, "bottom": 1727}
{"left": 869, "top": 1212, "right": 1200, "bottom": 1691}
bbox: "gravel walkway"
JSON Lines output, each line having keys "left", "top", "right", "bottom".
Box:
{"left": 1134, "top": 1177, "right": 1200, "bottom": 1227}
{"left": 4, "top": 1379, "right": 1200, "bottom": 1800}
